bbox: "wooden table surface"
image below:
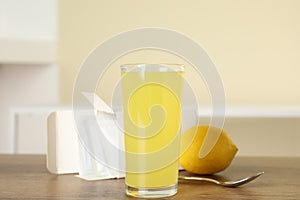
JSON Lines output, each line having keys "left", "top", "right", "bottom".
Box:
{"left": 0, "top": 155, "right": 299, "bottom": 199}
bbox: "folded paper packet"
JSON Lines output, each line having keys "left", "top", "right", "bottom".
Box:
{"left": 47, "top": 93, "right": 125, "bottom": 180}
{"left": 47, "top": 110, "right": 79, "bottom": 174}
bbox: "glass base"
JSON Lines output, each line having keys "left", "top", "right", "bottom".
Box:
{"left": 126, "top": 183, "right": 177, "bottom": 198}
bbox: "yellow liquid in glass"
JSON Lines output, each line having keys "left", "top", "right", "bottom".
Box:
{"left": 121, "top": 71, "right": 183, "bottom": 188}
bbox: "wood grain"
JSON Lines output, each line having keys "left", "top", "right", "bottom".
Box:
{"left": 0, "top": 155, "right": 299, "bottom": 199}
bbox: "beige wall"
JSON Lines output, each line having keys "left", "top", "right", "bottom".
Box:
{"left": 59, "top": 0, "right": 300, "bottom": 107}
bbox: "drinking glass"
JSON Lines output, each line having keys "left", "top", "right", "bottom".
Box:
{"left": 121, "top": 63, "right": 184, "bottom": 198}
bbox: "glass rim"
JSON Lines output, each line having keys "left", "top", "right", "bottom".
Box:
{"left": 120, "top": 63, "right": 184, "bottom": 72}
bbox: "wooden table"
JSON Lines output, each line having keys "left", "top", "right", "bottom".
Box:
{"left": 0, "top": 155, "right": 299, "bottom": 199}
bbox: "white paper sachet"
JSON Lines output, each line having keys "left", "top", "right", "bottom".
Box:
{"left": 76, "top": 92, "right": 125, "bottom": 181}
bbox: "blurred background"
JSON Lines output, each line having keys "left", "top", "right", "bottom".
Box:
{"left": 0, "top": 0, "right": 299, "bottom": 156}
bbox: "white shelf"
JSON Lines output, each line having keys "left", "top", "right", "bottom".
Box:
{"left": 194, "top": 106, "right": 300, "bottom": 118}
{"left": 0, "top": 38, "right": 56, "bottom": 64}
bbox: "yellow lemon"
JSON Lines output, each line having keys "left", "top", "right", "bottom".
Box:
{"left": 180, "top": 125, "right": 238, "bottom": 174}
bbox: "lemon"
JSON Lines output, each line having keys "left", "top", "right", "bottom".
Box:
{"left": 180, "top": 125, "right": 238, "bottom": 174}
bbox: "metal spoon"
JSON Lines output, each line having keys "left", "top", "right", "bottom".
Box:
{"left": 178, "top": 171, "right": 264, "bottom": 187}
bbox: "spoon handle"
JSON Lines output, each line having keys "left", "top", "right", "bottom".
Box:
{"left": 178, "top": 176, "right": 221, "bottom": 185}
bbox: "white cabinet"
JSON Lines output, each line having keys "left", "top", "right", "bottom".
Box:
{"left": 0, "top": 0, "right": 59, "bottom": 153}
{"left": 11, "top": 107, "right": 69, "bottom": 154}
{"left": 0, "top": 39, "right": 56, "bottom": 64}
{"left": 14, "top": 111, "right": 49, "bottom": 154}
{"left": 0, "top": 0, "right": 57, "bottom": 64}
